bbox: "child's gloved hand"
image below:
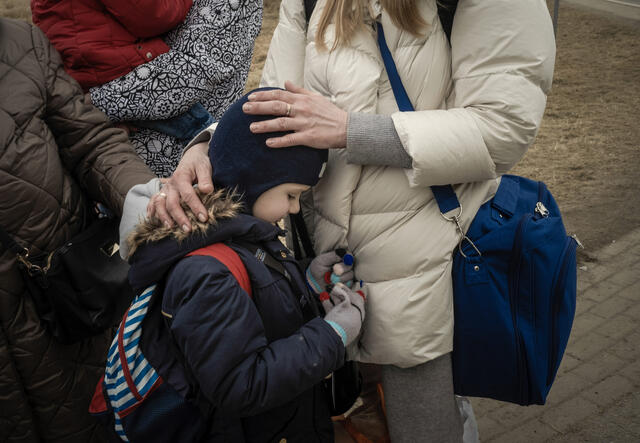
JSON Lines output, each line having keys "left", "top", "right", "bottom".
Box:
{"left": 306, "top": 248, "right": 355, "bottom": 295}
{"left": 323, "top": 283, "right": 366, "bottom": 347}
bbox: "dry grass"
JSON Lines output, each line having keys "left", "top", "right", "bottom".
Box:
{"left": 245, "top": 0, "right": 281, "bottom": 91}
{"left": 4, "top": 0, "right": 639, "bottom": 256}
{"left": 0, "top": 0, "right": 31, "bottom": 21}
{"left": 516, "top": 1, "right": 640, "bottom": 255}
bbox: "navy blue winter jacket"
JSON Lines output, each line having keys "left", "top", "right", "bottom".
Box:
{"left": 127, "top": 213, "right": 345, "bottom": 442}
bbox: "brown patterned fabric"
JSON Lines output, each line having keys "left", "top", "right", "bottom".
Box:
{"left": 0, "top": 18, "right": 154, "bottom": 442}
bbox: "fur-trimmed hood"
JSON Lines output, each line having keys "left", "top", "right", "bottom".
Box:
{"left": 126, "top": 189, "right": 243, "bottom": 258}
{"left": 126, "top": 190, "right": 285, "bottom": 292}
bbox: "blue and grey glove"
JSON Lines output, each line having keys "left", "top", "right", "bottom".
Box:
{"left": 306, "top": 249, "right": 355, "bottom": 298}
{"left": 324, "top": 283, "right": 366, "bottom": 347}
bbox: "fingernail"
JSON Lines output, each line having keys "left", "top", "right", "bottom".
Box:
{"left": 248, "top": 93, "right": 256, "bottom": 100}
{"left": 266, "top": 138, "right": 274, "bottom": 146}
{"left": 164, "top": 221, "right": 171, "bottom": 229}
{"left": 250, "top": 123, "right": 258, "bottom": 131}
{"left": 243, "top": 103, "right": 252, "bottom": 111}
{"left": 198, "top": 213, "right": 207, "bottom": 222}
{"left": 182, "top": 224, "right": 190, "bottom": 232}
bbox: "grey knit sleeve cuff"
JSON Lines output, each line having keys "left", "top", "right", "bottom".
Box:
{"left": 346, "top": 112, "right": 413, "bottom": 169}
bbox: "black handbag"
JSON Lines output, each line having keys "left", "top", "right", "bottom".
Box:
{"left": 324, "top": 356, "right": 363, "bottom": 416}
{"left": 0, "top": 217, "right": 134, "bottom": 344}
{"left": 289, "top": 212, "right": 363, "bottom": 416}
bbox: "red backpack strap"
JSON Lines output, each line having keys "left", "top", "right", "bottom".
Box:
{"left": 186, "top": 243, "right": 252, "bottom": 297}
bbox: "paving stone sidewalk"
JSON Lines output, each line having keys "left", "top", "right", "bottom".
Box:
{"left": 469, "top": 227, "right": 640, "bottom": 442}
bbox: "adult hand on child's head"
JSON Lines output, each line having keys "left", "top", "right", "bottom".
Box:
{"left": 306, "top": 249, "right": 355, "bottom": 298}
{"left": 147, "top": 141, "right": 213, "bottom": 231}
{"left": 323, "top": 283, "right": 366, "bottom": 347}
{"left": 242, "top": 81, "right": 348, "bottom": 150}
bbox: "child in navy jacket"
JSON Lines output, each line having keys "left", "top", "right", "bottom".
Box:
{"left": 99, "top": 89, "right": 365, "bottom": 443}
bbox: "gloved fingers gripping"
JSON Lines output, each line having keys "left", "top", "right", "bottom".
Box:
{"left": 332, "top": 262, "right": 353, "bottom": 276}
{"left": 340, "top": 270, "right": 355, "bottom": 283}
{"left": 321, "top": 298, "right": 334, "bottom": 314}
{"left": 332, "top": 283, "right": 366, "bottom": 321}
{"left": 306, "top": 267, "right": 325, "bottom": 294}
{"left": 349, "top": 288, "right": 366, "bottom": 322}
{"left": 329, "top": 283, "right": 349, "bottom": 304}
{"left": 308, "top": 250, "right": 348, "bottom": 294}
{"left": 313, "top": 251, "right": 343, "bottom": 268}
{"left": 326, "top": 269, "right": 355, "bottom": 286}
{"left": 351, "top": 286, "right": 366, "bottom": 305}
{"left": 345, "top": 280, "right": 353, "bottom": 289}
{"left": 324, "top": 286, "right": 363, "bottom": 347}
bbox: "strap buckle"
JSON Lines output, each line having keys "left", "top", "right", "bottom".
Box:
{"left": 441, "top": 205, "right": 481, "bottom": 259}
{"left": 16, "top": 248, "right": 52, "bottom": 276}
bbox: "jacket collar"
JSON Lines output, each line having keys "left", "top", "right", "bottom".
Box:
{"left": 128, "top": 213, "right": 284, "bottom": 292}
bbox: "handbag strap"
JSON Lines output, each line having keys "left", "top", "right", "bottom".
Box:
{"left": 289, "top": 212, "right": 316, "bottom": 259}
{"left": 376, "top": 22, "right": 461, "bottom": 215}
{"left": 0, "top": 224, "right": 28, "bottom": 256}
{"left": 0, "top": 224, "right": 49, "bottom": 272}
{"left": 377, "top": 23, "right": 480, "bottom": 257}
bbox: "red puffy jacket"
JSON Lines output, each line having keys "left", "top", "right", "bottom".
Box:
{"left": 31, "top": 0, "right": 193, "bottom": 91}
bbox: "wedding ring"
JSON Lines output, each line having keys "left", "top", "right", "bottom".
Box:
{"left": 158, "top": 192, "right": 167, "bottom": 199}
{"left": 285, "top": 103, "right": 291, "bottom": 117}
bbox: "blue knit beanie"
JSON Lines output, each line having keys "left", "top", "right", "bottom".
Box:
{"left": 209, "top": 88, "right": 328, "bottom": 211}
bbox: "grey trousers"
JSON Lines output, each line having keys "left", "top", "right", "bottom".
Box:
{"left": 381, "top": 353, "right": 463, "bottom": 443}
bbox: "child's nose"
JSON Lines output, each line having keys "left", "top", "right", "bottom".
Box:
{"left": 289, "top": 199, "right": 301, "bottom": 214}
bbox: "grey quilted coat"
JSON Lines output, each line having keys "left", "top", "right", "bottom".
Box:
{"left": 0, "top": 18, "right": 154, "bottom": 442}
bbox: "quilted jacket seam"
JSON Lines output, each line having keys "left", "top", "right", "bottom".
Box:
{"left": 0, "top": 296, "right": 38, "bottom": 437}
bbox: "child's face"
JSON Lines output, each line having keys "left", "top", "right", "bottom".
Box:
{"left": 252, "top": 183, "right": 310, "bottom": 223}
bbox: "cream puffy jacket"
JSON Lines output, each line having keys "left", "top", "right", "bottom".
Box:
{"left": 261, "top": 0, "right": 555, "bottom": 367}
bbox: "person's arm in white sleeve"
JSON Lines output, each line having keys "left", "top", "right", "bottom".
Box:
{"left": 392, "top": 0, "right": 556, "bottom": 186}
{"left": 260, "top": 0, "right": 307, "bottom": 88}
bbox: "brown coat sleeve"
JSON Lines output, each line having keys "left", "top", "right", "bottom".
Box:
{"left": 32, "top": 25, "right": 156, "bottom": 216}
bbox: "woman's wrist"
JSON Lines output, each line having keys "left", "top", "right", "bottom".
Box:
{"left": 330, "top": 108, "right": 349, "bottom": 149}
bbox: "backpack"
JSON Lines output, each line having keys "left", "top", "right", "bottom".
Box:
{"left": 89, "top": 243, "right": 251, "bottom": 442}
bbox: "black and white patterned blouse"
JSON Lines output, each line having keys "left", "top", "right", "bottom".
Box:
{"left": 90, "top": 0, "right": 263, "bottom": 177}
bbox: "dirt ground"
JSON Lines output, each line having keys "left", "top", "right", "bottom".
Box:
{"left": 4, "top": 0, "right": 639, "bottom": 263}
{"left": 515, "top": 1, "right": 640, "bottom": 263}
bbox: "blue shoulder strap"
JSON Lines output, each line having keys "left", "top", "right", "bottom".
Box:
{"left": 376, "top": 22, "right": 460, "bottom": 214}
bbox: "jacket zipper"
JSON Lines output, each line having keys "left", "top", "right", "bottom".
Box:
{"left": 509, "top": 213, "right": 532, "bottom": 404}
{"left": 547, "top": 236, "right": 577, "bottom": 385}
